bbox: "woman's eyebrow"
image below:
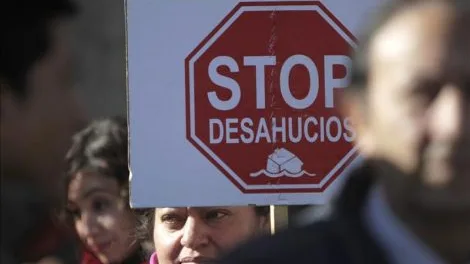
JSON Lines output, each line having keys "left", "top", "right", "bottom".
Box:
{"left": 158, "top": 207, "right": 186, "bottom": 213}
{"left": 80, "top": 186, "right": 112, "bottom": 200}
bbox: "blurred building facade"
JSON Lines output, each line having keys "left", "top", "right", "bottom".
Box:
{"left": 73, "top": 0, "right": 127, "bottom": 118}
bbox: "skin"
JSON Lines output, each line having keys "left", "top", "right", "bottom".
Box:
{"left": 67, "top": 172, "right": 138, "bottom": 264}
{"left": 0, "top": 20, "right": 85, "bottom": 203}
{"left": 345, "top": 2, "right": 470, "bottom": 263}
{"left": 153, "top": 207, "right": 268, "bottom": 264}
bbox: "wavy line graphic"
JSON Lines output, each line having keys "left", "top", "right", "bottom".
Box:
{"left": 250, "top": 169, "right": 316, "bottom": 178}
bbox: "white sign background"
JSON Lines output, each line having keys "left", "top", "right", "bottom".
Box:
{"left": 127, "top": 0, "right": 386, "bottom": 208}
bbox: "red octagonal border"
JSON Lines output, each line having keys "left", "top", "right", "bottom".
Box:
{"left": 185, "top": 1, "right": 359, "bottom": 193}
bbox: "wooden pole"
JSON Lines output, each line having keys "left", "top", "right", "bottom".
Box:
{"left": 270, "top": 205, "right": 289, "bottom": 235}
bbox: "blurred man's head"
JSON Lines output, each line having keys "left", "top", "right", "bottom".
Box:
{"left": 344, "top": 0, "right": 470, "bottom": 217}
{"left": 0, "top": 0, "right": 85, "bottom": 202}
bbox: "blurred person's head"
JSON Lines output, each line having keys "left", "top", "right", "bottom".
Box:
{"left": 65, "top": 117, "right": 138, "bottom": 264}
{"left": 138, "top": 206, "right": 269, "bottom": 264}
{"left": 344, "top": 0, "right": 470, "bottom": 218}
{"left": 0, "top": 0, "right": 84, "bottom": 202}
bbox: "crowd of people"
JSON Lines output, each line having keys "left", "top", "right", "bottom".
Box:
{"left": 1, "top": 0, "right": 469, "bottom": 264}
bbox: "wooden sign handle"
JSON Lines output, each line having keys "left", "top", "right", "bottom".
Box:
{"left": 270, "top": 205, "right": 289, "bottom": 234}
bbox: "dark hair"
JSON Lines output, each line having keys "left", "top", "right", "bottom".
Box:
{"left": 65, "top": 116, "right": 129, "bottom": 197}
{"left": 136, "top": 206, "right": 270, "bottom": 242}
{"left": 64, "top": 116, "right": 154, "bottom": 257}
{"left": 348, "top": 0, "right": 470, "bottom": 94}
{"left": 0, "top": 0, "right": 77, "bottom": 98}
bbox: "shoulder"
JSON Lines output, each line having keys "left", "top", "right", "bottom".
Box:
{"left": 219, "top": 220, "right": 350, "bottom": 264}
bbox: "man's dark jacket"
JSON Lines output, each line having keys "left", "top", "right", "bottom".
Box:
{"left": 220, "top": 165, "right": 391, "bottom": 264}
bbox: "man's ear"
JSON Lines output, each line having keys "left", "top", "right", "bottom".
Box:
{"left": 339, "top": 91, "right": 376, "bottom": 158}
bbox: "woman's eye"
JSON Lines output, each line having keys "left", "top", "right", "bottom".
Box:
{"left": 205, "top": 211, "right": 228, "bottom": 221}
{"left": 161, "top": 214, "right": 182, "bottom": 223}
{"left": 161, "top": 214, "right": 185, "bottom": 229}
{"left": 92, "top": 199, "right": 110, "bottom": 213}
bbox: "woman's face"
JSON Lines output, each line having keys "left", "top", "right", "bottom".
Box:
{"left": 67, "top": 172, "right": 137, "bottom": 264}
{"left": 153, "top": 206, "right": 268, "bottom": 264}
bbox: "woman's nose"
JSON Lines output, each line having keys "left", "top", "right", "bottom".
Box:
{"left": 180, "top": 217, "right": 210, "bottom": 250}
{"left": 78, "top": 211, "right": 101, "bottom": 237}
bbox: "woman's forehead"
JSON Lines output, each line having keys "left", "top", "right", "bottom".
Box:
{"left": 68, "top": 171, "right": 119, "bottom": 201}
{"left": 155, "top": 206, "right": 254, "bottom": 214}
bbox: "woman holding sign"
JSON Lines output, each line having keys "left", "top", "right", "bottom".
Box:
{"left": 64, "top": 117, "right": 150, "bottom": 264}
{"left": 137, "top": 206, "right": 269, "bottom": 264}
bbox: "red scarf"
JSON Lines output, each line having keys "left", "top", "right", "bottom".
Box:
{"left": 80, "top": 248, "right": 149, "bottom": 264}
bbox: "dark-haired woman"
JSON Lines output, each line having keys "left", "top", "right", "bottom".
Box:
{"left": 64, "top": 117, "right": 149, "bottom": 264}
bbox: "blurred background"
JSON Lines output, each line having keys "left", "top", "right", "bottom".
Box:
{"left": 73, "top": 0, "right": 127, "bottom": 119}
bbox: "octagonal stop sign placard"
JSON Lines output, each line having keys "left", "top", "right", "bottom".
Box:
{"left": 186, "top": 1, "right": 358, "bottom": 193}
